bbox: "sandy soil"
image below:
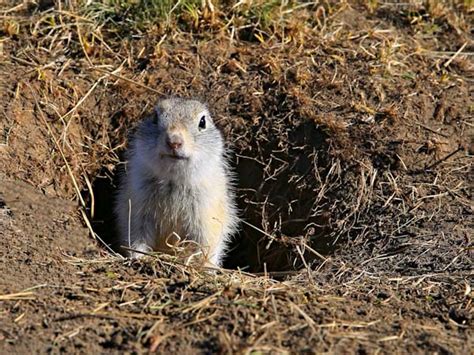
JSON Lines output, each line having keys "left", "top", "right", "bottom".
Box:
{"left": 0, "top": 0, "right": 472, "bottom": 353}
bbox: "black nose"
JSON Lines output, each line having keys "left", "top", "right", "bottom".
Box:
{"left": 166, "top": 135, "right": 183, "bottom": 150}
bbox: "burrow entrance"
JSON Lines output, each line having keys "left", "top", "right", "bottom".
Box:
{"left": 84, "top": 116, "right": 342, "bottom": 273}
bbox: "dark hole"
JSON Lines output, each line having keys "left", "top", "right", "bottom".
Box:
{"left": 223, "top": 121, "right": 336, "bottom": 272}
{"left": 84, "top": 120, "right": 341, "bottom": 273}
{"left": 82, "top": 168, "right": 122, "bottom": 255}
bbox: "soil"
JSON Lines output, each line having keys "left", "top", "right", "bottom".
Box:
{"left": 0, "top": 1, "right": 472, "bottom": 353}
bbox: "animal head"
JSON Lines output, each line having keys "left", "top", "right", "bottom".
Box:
{"left": 134, "top": 98, "right": 224, "bottom": 180}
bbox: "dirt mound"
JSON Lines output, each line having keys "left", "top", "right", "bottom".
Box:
{"left": 0, "top": 0, "right": 472, "bottom": 353}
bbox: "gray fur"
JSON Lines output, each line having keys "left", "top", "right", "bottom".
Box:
{"left": 115, "top": 98, "right": 238, "bottom": 266}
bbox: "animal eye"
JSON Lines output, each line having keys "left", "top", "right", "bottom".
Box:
{"left": 198, "top": 115, "right": 206, "bottom": 130}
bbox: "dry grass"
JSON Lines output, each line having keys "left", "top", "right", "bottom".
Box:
{"left": 1, "top": 0, "right": 471, "bottom": 263}
{"left": 0, "top": 0, "right": 472, "bottom": 353}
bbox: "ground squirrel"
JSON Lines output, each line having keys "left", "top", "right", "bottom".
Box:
{"left": 115, "top": 98, "right": 238, "bottom": 267}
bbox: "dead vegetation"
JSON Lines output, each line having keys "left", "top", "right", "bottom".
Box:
{"left": 0, "top": 0, "right": 472, "bottom": 353}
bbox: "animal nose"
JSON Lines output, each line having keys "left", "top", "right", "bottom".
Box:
{"left": 166, "top": 134, "right": 183, "bottom": 151}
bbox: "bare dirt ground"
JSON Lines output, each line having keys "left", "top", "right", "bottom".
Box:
{"left": 0, "top": 0, "right": 472, "bottom": 353}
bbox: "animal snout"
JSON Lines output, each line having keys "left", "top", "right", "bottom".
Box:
{"left": 166, "top": 134, "right": 184, "bottom": 151}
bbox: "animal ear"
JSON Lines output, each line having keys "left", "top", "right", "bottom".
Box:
{"left": 153, "top": 99, "right": 167, "bottom": 124}
{"left": 153, "top": 105, "right": 164, "bottom": 124}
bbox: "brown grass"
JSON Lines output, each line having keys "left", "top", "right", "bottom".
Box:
{"left": 0, "top": 0, "right": 472, "bottom": 353}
